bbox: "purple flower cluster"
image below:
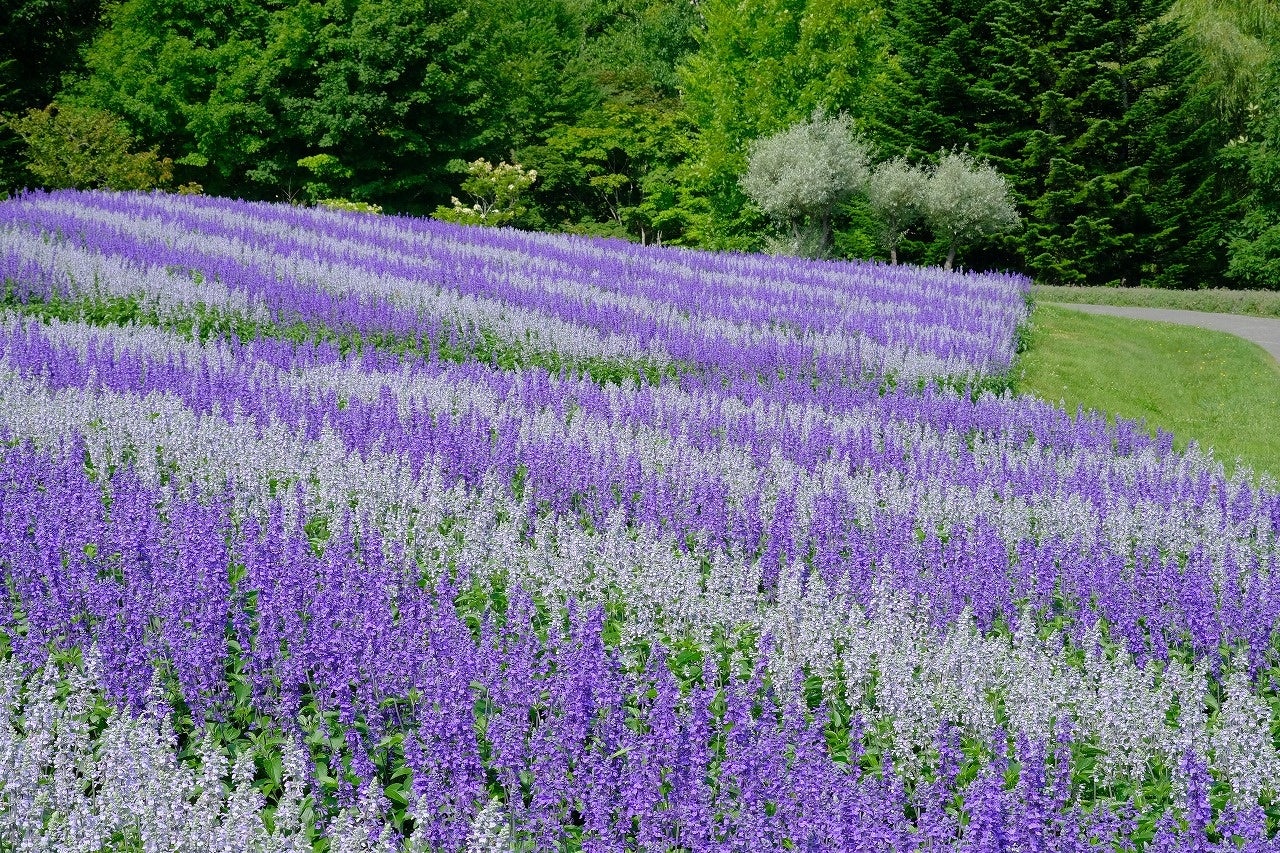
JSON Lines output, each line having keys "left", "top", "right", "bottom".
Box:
{"left": 3, "top": 444, "right": 1269, "bottom": 852}
{"left": 1, "top": 191, "right": 1278, "bottom": 850}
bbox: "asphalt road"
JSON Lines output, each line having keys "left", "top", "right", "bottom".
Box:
{"left": 1045, "top": 302, "right": 1280, "bottom": 365}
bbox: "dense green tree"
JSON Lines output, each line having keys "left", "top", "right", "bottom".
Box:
{"left": 566, "top": 0, "right": 699, "bottom": 102}
{"left": 873, "top": 0, "right": 988, "bottom": 158}
{"left": 1227, "top": 60, "right": 1280, "bottom": 289}
{"left": 524, "top": 101, "right": 694, "bottom": 242}
{"left": 879, "top": 0, "right": 1242, "bottom": 285}
{"left": 514, "top": 0, "right": 700, "bottom": 242}
{"left": 1015, "top": 0, "right": 1243, "bottom": 287}
{"left": 71, "top": 0, "right": 507, "bottom": 209}
{"left": 1170, "top": 0, "right": 1280, "bottom": 125}
{"left": 288, "top": 0, "right": 493, "bottom": 208}
{"left": 0, "top": 0, "right": 101, "bottom": 111}
{"left": 72, "top": 0, "right": 277, "bottom": 191}
{"left": 7, "top": 103, "right": 172, "bottom": 191}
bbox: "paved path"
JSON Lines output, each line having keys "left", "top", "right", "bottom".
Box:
{"left": 1045, "top": 302, "right": 1280, "bottom": 365}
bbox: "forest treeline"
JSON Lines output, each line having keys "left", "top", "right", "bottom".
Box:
{"left": 2, "top": 0, "right": 1278, "bottom": 288}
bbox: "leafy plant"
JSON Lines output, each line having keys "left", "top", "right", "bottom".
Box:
{"left": 7, "top": 103, "right": 173, "bottom": 191}
{"left": 920, "top": 149, "right": 1019, "bottom": 270}
{"left": 865, "top": 156, "right": 928, "bottom": 264}
{"left": 434, "top": 159, "right": 538, "bottom": 228}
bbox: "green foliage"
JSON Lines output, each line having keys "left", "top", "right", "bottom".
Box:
{"left": 878, "top": 0, "right": 1243, "bottom": 285}
{"left": 0, "top": 0, "right": 104, "bottom": 191}
{"left": 522, "top": 101, "right": 696, "bottom": 244}
{"left": 7, "top": 103, "right": 172, "bottom": 191}
{"left": 71, "top": 0, "right": 490, "bottom": 209}
{"left": 1169, "top": 0, "right": 1280, "bottom": 124}
{"left": 433, "top": 159, "right": 539, "bottom": 228}
{"left": 567, "top": 0, "right": 699, "bottom": 101}
{"left": 1227, "top": 60, "right": 1280, "bottom": 290}
{"left": 872, "top": 0, "right": 989, "bottom": 159}
{"left": 295, "top": 154, "right": 353, "bottom": 205}
{"left": 317, "top": 198, "right": 384, "bottom": 215}
{"left": 679, "top": 0, "right": 888, "bottom": 248}
{"left": 740, "top": 111, "right": 873, "bottom": 257}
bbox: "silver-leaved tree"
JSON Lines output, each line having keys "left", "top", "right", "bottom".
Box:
{"left": 865, "top": 157, "right": 929, "bottom": 265}
{"left": 740, "top": 111, "right": 872, "bottom": 258}
{"left": 920, "top": 149, "right": 1020, "bottom": 270}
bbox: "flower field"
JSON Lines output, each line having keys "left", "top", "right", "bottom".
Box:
{"left": 1, "top": 190, "right": 1279, "bottom": 851}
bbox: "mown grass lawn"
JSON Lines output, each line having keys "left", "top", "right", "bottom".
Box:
{"left": 1017, "top": 303, "right": 1280, "bottom": 481}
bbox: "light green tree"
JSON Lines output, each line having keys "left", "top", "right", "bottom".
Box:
{"left": 739, "top": 112, "right": 872, "bottom": 257}
{"left": 8, "top": 104, "right": 173, "bottom": 191}
{"left": 679, "top": 0, "right": 888, "bottom": 248}
{"left": 920, "top": 149, "right": 1019, "bottom": 270}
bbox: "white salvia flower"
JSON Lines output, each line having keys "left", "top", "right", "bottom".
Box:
{"left": 1210, "top": 668, "right": 1280, "bottom": 803}
{"left": 465, "top": 797, "right": 512, "bottom": 853}
{"left": 269, "top": 742, "right": 312, "bottom": 845}
{"left": 326, "top": 785, "right": 397, "bottom": 853}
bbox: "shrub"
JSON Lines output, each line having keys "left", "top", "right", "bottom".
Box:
{"left": 920, "top": 149, "right": 1020, "bottom": 270}
{"left": 865, "top": 157, "right": 929, "bottom": 264}
{"left": 7, "top": 103, "right": 172, "bottom": 191}
{"left": 434, "top": 159, "right": 537, "bottom": 228}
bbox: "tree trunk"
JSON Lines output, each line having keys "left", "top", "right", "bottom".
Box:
{"left": 944, "top": 245, "right": 956, "bottom": 270}
{"left": 890, "top": 246, "right": 898, "bottom": 265}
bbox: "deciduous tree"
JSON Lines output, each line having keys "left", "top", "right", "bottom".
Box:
{"left": 740, "top": 112, "right": 872, "bottom": 257}
{"left": 920, "top": 149, "right": 1019, "bottom": 270}
{"left": 865, "top": 157, "right": 928, "bottom": 264}
{"left": 8, "top": 103, "right": 172, "bottom": 191}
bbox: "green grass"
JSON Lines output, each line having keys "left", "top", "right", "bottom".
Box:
{"left": 1032, "top": 284, "right": 1280, "bottom": 318}
{"left": 1016, "top": 304, "right": 1280, "bottom": 481}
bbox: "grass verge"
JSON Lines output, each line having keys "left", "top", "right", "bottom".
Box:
{"left": 1031, "top": 284, "right": 1280, "bottom": 318}
{"left": 1016, "top": 304, "right": 1280, "bottom": 481}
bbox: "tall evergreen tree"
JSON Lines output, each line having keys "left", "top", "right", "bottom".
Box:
{"left": 881, "top": 0, "right": 1239, "bottom": 285}
{"left": 873, "top": 0, "right": 989, "bottom": 160}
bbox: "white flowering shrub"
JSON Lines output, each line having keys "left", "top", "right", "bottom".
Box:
{"left": 434, "top": 159, "right": 537, "bottom": 228}
{"left": 318, "top": 198, "right": 383, "bottom": 215}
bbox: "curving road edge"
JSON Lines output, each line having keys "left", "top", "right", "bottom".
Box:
{"left": 1043, "top": 302, "right": 1280, "bottom": 366}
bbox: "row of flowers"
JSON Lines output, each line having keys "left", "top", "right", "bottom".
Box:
{"left": 0, "top": 191, "right": 1277, "bottom": 850}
